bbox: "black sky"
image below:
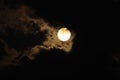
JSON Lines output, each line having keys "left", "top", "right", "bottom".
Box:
{"left": 0, "top": 0, "right": 120, "bottom": 78}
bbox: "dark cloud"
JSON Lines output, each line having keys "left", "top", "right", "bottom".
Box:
{"left": 0, "top": 1, "right": 75, "bottom": 67}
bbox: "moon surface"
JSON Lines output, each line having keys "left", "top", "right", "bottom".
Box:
{"left": 57, "top": 27, "right": 71, "bottom": 41}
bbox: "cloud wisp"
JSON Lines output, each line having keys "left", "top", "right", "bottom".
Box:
{"left": 0, "top": 2, "right": 75, "bottom": 67}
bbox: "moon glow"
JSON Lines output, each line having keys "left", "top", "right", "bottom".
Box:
{"left": 57, "top": 28, "right": 71, "bottom": 42}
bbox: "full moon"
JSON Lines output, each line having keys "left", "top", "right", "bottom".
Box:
{"left": 57, "top": 27, "right": 71, "bottom": 41}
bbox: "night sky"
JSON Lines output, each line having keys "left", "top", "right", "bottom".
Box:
{"left": 0, "top": 0, "right": 120, "bottom": 78}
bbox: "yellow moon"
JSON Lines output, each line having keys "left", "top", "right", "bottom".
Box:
{"left": 57, "top": 28, "right": 71, "bottom": 41}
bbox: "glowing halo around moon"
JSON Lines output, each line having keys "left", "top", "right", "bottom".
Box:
{"left": 57, "top": 27, "right": 71, "bottom": 42}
